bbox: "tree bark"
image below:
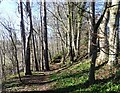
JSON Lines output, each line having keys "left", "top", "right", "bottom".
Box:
{"left": 29, "top": 1, "right": 39, "bottom": 71}
{"left": 108, "top": 0, "right": 119, "bottom": 66}
{"left": 96, "top": 2, "right": 110, "bottom": 65}
{"left": 0, "top": 49, "right": 2, "bottom": 92}
{"left": 11, "top": 36, "right": 22, "bottom": 82}
{"left": 20, "top": 0, "right": 26, "bottom": 73}
{"left": 88, "top": 1, "right": 107, "bottom": 84}
{"left": 42, "top": 0, "right": 50, "bottom": 71}
{"left": 25, "top": 34, "right": 32, "bottom": 75}
{"left": 39, "top": 2, "right": 44, "bottom": 70}
{"left": 68, "top": 2, "right": 74, "bottom": 62}
{"left": 88, "top": 2, "right": 96, "bottom": 85}
{"left": 25, "top": 0, "right": 33, "bottom": 75}
{"left": 32, "top": 34, "right": 39, "bottom": 71}
{"left": 76, "top": 2, "right": 86, "bottom": 57}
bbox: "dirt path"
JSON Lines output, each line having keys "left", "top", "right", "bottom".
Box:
{"left": 3, "top": 63, "right": 62, "bottom": 92}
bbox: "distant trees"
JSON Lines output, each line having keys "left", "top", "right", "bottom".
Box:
{"left": 0, "top": 21, "right": 22, "bottom": 81}
{"left": 67, "top": 2, "right": 87, "bottom": 62}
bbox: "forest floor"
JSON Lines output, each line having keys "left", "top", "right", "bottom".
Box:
{"left": 2, "top": 63, "right": 68, "bottom": 93}
{"left": 2, "top": 59, "right": 120, "bottom": 93}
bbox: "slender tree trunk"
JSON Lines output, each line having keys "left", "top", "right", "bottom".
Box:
{"left": 88, "top": 2, "right": 107, "bottom": 84}
{"left": 29, "top": 1, "right": 39, "bottom": 71}
{"left": 41, "top": 33, "right": 44, "bottom": 70}
{"left": 35, "top": 35, "right": 40, "bottom": 70}
{"left": 88, "top": 2, "right": 96, "bottom": 85}
{"left": 14, "top": 45, "right": 22, "bottom": 82}
{"left": 0, "top": 49, "right": 2, "bottom": 92}
{"left": 42, "top": 0, "right": 50, "bottom": 71}
{"left": 71, "top": 3, "right": 76, "bottom": 59}
{"left": 0, "top": 22, "right": 22, "bottom": 81}
{"left": 20, "top": 0, "right": 26, "bottom": 73}
{"left": 25, "top": 34, "right": 32, "bottom": 75}
{"left": 88, "top": 5, "right": 93, "bottom": 57}
{"left": 76, "top": 2, "right": 86, "bottom": 57}
{"left": 10, "top": 33, "right": 22, "bottom": 82}
{"left": 11, "top": 44, "right": 16, "bottom": 74}
{"left": 32, "top": 34, "right": 39, "bottom": 71}
{"left": 26, "top": 0, "right": 39, "bottom": 72}
{"left": 88, "top": 21, "right": 92, "bottom": 57}
{"left": 39, "top": 2, "right": 44, "bottom": 70}
{"left": 76, "top": 17, "right": 81, "bottom": 56}
{"left": 2, "top": 39, "right": 6, "bottom": 80}
{"left": 68, "top": 2, "right": 73, "bottom": 62}
{"left": 31, "top": 43, "right": 34, "bottom": 71}
{"left": 56, "top": 11, "right": 65, "bottom": 64}
{"left": 37, "top": 28, "right": 41, "bottom": 70}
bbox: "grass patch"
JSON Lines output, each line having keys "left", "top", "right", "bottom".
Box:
{"left": 50, "top": 59, "right": 120, "bottom": 93}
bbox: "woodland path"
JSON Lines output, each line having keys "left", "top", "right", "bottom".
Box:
{"left": 3, "top": 63, "right": 63, "bottom": 93}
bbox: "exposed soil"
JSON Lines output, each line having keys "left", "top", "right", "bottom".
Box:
{"left": 2, "top": 63, "right": 62, "bottom": 93}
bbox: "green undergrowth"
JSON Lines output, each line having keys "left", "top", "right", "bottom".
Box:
{"left": 2, "top": 59, "right": 120, "bottom": 93}
{"left": 50, "top": 59, "right": 120, "bottom": 93}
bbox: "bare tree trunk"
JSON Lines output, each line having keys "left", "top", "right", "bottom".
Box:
{"left": 76, "top": 16, "right": 81, "bottom": 56}
{"left": 30, "top": 2, "right": 39, "bottom": 71}
{"left": 0, "top": 22, "right": 22, "bottom": 81}
{"left": 11, "top": 42, "right": 17, "bottom": 74}
{"left": 20, "top": 0, "right": 26, "bottom": 73}
{"left": 88, "top": 2, "right": 96, "bottom": 84}
{"left": 25, "top": 34, "right": 32, "bottom": 75}
{"left": 10, "top": 33, "right": 22, "bottom": 81}
{"left": 26, "top": 0, "right": 39, "bottom": 72}
{"left": 88, "top": 21, "right": 92, "bottom": 57}
{"left": 32, "top": 34, "right": 39, "bottom": 71}
{"left": 88, "top": 4, "right": 93, "bottom": 57}
{"left": 108, "top": 0, "right": 119, "bottom": 66}
{"left": 35, "top": 34, "right": 40, "bottom": 70}
{"left": 76, "top": 2, "right": 86, "bottom": 57}
{"left": 68, "top": 2, "right": 74, "bottom": 62}
{"left": 0, "top": 49, "right": 2, "bottom": 92}
{"left": 88, "top": 2, "right": 107, "bottom": 84}
{"left": 56, "top": 10, "right": 65, "bottom": 64}
{"left": 24, "top": 0, "right": 33, "bottom": 75}
{"left": 12, "top": 36, "right": 22, "bottom": 82}
{"left": 2, "top": 39, "right": 6, "bottom": 80}
{"left": 71, "top": 3, "right": 76, "bottom": 59}
{"left": 42, "top": 0, "right": 50, "bottom": 71}
{"left": 40, "top": 4, "right": 44, "bottom": 71}
{"left": 37, "top": 28, "right": 41, "bottom": 70}
{"left": 41, "top": 33, "right": 44, "bottom": 70}
{"left": 96, "top": 2, "right": 110, "bottom": 65}
{"left": 31, "top": 43, "right": 34, "bottom": 71}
